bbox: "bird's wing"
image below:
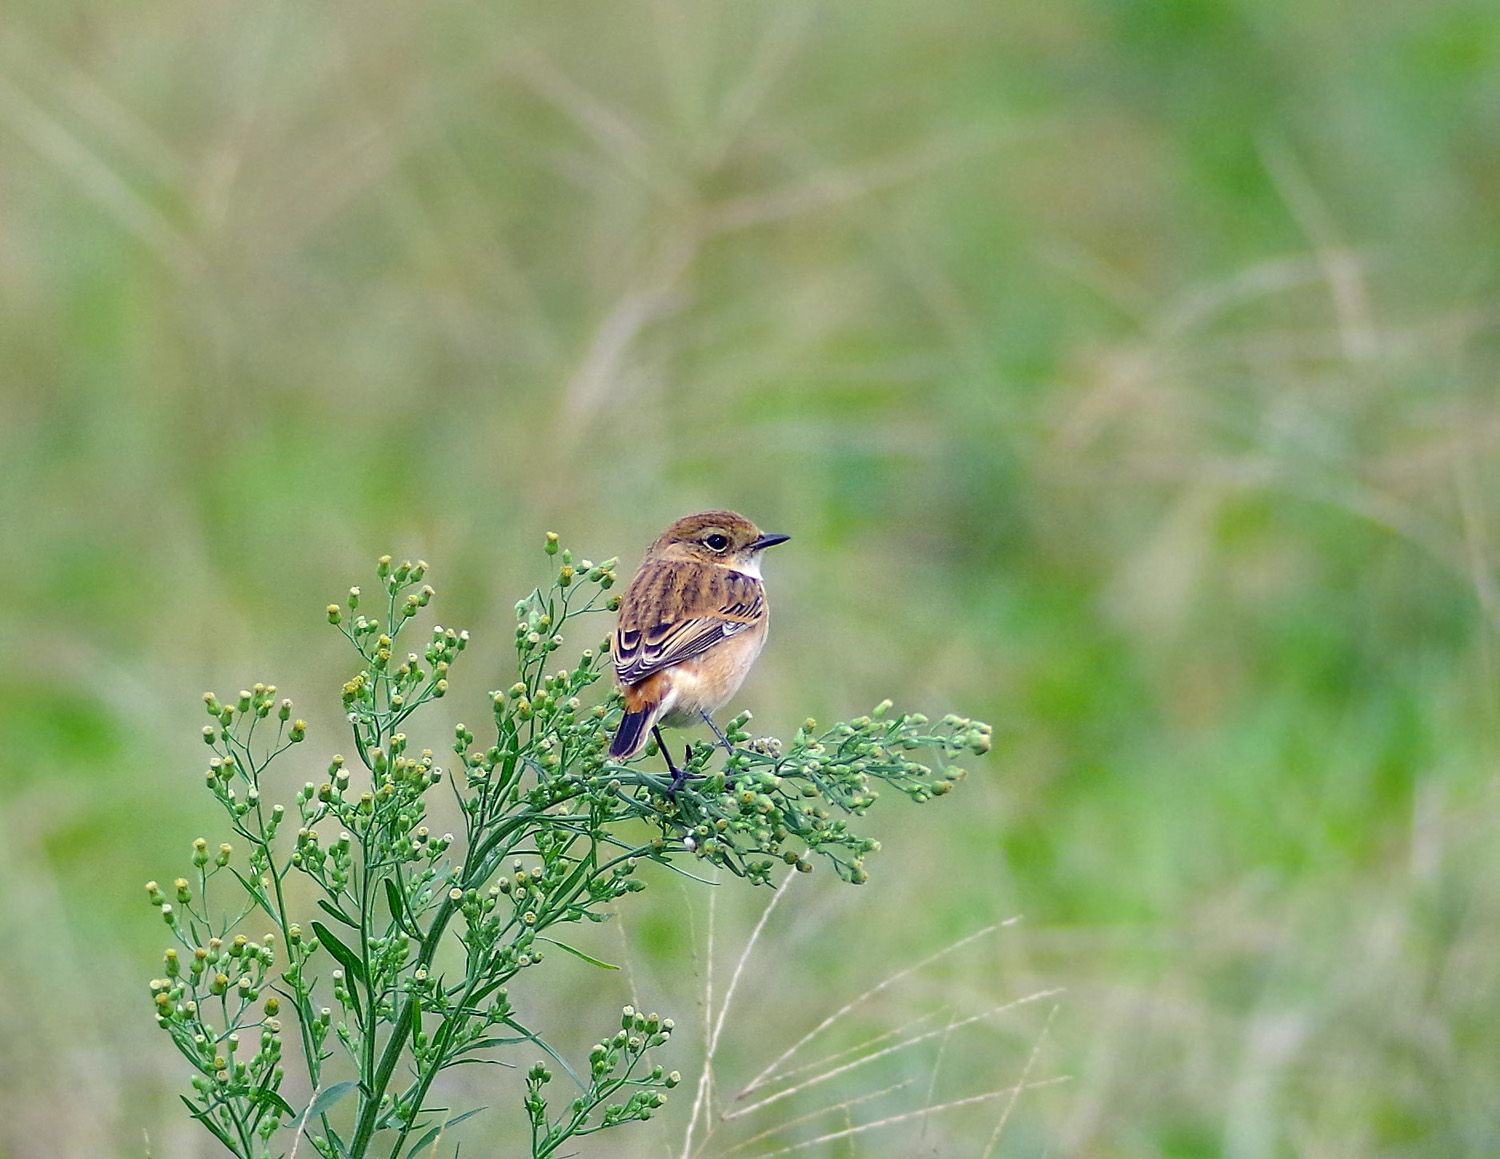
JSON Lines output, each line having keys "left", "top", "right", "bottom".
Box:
{"left": 613, "top": 562, "right": 764, "bottom": 685}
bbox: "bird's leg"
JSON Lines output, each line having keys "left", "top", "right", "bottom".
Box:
{"left": 652, "top": 724, "right": 680, "bottom": 778}
{"left": 700, "top": 710, "right": 735, "bottom": 756}
{"left": 652, "top": 724, "right": 698, "bottom": 794}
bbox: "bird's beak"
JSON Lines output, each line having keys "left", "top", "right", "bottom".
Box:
{"left": 749, "top": 533, "right": 791, "bottom": 552}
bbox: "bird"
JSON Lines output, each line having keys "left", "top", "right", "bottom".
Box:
{"left": 608, "top": 511, "right": 789, "bottom": 782}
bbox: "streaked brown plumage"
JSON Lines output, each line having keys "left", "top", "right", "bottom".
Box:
{"left": 609, "top": 511, "right": 789, "bottom": 765}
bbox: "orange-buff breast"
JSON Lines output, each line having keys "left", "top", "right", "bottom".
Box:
{"left": 621, "top": 617, "right": 769, "bottom": 725}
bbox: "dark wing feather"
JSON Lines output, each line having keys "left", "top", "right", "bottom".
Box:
{"left": 614, "top": 562, "right": 764, "bottom": 685}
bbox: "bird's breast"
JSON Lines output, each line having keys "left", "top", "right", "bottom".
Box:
{"left": 653, "top": 618, "right": 769, "bottom": 724}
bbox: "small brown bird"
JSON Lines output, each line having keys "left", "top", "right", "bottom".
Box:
{"left": 609, "top": 511, "right": 789, "bottom": 777}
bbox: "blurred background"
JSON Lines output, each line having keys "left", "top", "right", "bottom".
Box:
{"left": 3, "top": 1, "right": 1499, "bottom": 1155}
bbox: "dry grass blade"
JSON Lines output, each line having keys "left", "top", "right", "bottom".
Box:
{"left": 715, "top": 1081, "right": 914, "bottom": 1157}
{"left": 742, "top": 1076, "right": 1073, "bottom": 1158}
{"left": 742, "top": 919, "right": 1019, "bottom": 1095}
{"left": 726, "top": 990, "right": 1065, "bottom": 1122}
{"left": 679, "top": 870, "right": 801, "bottom": 1159}
{"left": 981, "top": 1001, "right": 1061, "bottom": 1159}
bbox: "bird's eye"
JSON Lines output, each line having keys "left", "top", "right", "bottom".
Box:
{"left": 703, "top": 533, "right": 730, "bottom": 552}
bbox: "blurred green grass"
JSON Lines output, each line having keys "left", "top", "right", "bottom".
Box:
{"left": 3, "top": 0, "right": 1500, "bottom": 1155}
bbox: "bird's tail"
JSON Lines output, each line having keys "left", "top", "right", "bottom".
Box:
{"left": 610, "top": 671, "right": 674, "bottom": 760}
{"left": 609, "top": 706, "right": 655, "bottom": 760}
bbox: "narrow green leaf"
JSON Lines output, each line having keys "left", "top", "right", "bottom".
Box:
{"left": 402, "top": 1107, "right": 489, "bottom": 1158}
{"left": 502, "top": 1017, "right": 583, "bottom": 1089}
{"left": 250, "top": 1087, "right": 297, "bottom": 1120}
{"left": 310, "top": 921, "right": 368, "bottom": 985}
{"left": 455, "top": 1036, "right": 528, "bottom": 1054}
{"left": 181, "top": 1095, "right": 236, "bottom": 1150}
{"left": 228, "top": 868, "right": 276, "bottom": 919}
{"left": 535, "top": 936, "right": 620, "bottom": 970}
{"left": 323, "top": 1121, "right": 352, "bottom": 1159}
{"left": 304, "top": 1079, "right": 360, "bottom": 1121}
{"left": 385, "top": 876, "right": 422, "bottom": 938}
{"left": 317, "top": 898, "right": 360, "bottom": 928}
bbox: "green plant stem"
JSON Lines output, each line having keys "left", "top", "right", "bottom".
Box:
{"left": 346, "top": 801, "right": 544, "bottom": 1156}
{"left": 346, "top": 893, "right": 458, "bottom": 1157}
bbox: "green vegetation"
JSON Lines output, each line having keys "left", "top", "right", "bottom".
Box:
{"left": 145, "top": 549, "right": 987, "bottom": 1158}
{"left": 3, "top": 1, "right": 1499, "bottom": 1155}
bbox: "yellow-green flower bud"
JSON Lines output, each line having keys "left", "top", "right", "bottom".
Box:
{"left": 544, "top": 532, "right": 560, "bottom": 556}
